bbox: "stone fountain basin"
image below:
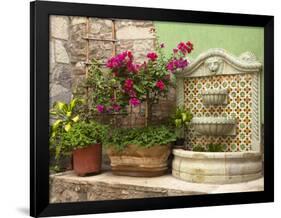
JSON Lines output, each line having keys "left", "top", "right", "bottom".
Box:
{"left": 172, "top": 149, "right": 262, "bottom": 184}
{"left": 202, "top": 89, "right": 228, "bottom": 105}
{"left": 191, "top": 117, "right": 236, "bottom": 136}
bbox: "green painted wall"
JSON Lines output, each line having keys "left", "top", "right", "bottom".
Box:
{"left": 154, "top": 21, "right": 264, "bottom": 123}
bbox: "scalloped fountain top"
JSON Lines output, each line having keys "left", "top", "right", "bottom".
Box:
{"left": 191, "top": 117, "right": 236, "bottom": 124}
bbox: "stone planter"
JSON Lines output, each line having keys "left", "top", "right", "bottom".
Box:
{"left": 202, "top": 89, "right": 228, "bottom": 105}
{"left": 191, "top": 117, "right": 236, "bottom": 136}
{"left": 106, "top": 144, "right": 171, "bottom": 177}
{"left": 172, "top": 149, "right": 262, "bottom": 184}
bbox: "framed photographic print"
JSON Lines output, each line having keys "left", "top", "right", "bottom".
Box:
{"left": 30, "top": 0, "right": 274, "bottom": 217}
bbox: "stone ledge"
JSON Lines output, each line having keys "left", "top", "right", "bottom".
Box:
{"left": 50, "top": 171, "right": 264, "bottom": 203}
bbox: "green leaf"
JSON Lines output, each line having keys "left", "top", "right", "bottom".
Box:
{"left": 181, "top": 113, "right": 187, "bottom": 122}
{"left": 72, "top": 115, "right": 79, "bottom": 122}
{"left": 64, "top": 123, "right": 71, "bottom": 132}
{"left": 175, "top": 119, "right": 182, "bottom": 127}
{"left": 55, "top": 101, "right": 67, "bottom": 112}
{"left": 55, "top": 144, "right": 62, "bottom": 160}
{"left": 52, "top": 120, "right": 62, "bottom": 131}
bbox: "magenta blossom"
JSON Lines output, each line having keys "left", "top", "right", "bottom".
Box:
{"left": 96, "top": 105, "right": 105, "bottom": 113}
{"left": 129, "top": 98, "right": 141, "bottom": 107}
{"left": 167, "top": 61, "right": 175, "bottom": 71}
{"left": 176, "top": 41, "right": 194, "bottom": 55}
{"left": 167, "top": 58, "right": 189, "bottom": 72}
{"left": 124, "top": 79, "right": 134, "bottom": 91}
{"left": 126, "top": 61, "right": 138, "bottom": 73}
{"left": 112, "top": 104, "right": 121, "bottom": 112}
{"left": 128, "top": 89, "right": 136, "bottom": 97}
{"left": 147, "top": 52, "right": 158, "bottom": 61}
{"left": 155, "top": 80, "right": 165, "bottom": 90}
{"left": 173, "top": 48, "right": 178, "bottom": 54}
{"left": 106, "top": 51, "right": 129, "bottom": 69}
{"left": 175, "top": 58, "right": 188, "bottom": 69}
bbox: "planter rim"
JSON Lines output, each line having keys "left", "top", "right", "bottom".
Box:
{"left": 107, "top": 143, "right": 171, "bottom": 150}
{"left": 191, "top": 116, "right": 235, "bottom": 124}
{"left": 173, "top": 149, "right": 261, "bottom": 159}
{"left": 73, "top": 143, "right": 101, "bottom": 151}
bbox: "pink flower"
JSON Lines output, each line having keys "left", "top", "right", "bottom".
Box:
{"left": 128, "top": 90, "right": 136, "bottom": 97}
{"left": 160, "top": 43, "right": 165, "bottom": 48}
{"left": 173, "top": 48, "right": 178, "bottom": 54}
{"left": 129, "top": 98, "right": 141, "bottom": 107}
{"left": 127, "top": 51, "right": 133, "bottom": 60}
{"left": 106, "top": 51, "right": 129, "bottom": 69}
{"left": 155, "top": 80, "right": 165, "bottom": 90}
{"left": 112, "top": 104, "right": 121, "bottom": 112}
{"left": 176, "top": 41, "right": 193, "bottom": 55}
{"left": 186, "top": 41, "right": 193, "bottom": 53}
{"left": 96, "top": 105, "right": 105, "bottom": 113}
{"left": 167, "top": 58, "right": 189, "bottom": 72}
{"left": 124, "top": 79, "right": 134, "bottom": 91}
{"left": 147, "top": 52, "right": 158, "bottom": 61}
{"left": 175, "top": 58, "right": 188, "bottom": 69}
{"left": 126, "top": 61, "right": 138, "bottom": 73}
{"left": 167, "top": 60, "right": 175, "bottom": 71}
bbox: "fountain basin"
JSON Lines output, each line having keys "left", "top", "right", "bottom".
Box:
{"left": 202, "top": 89, "right": 228, "bottom": 105}
{"left": 191, "top": 117, "right": 236, "bottom": 136}
{"left": 172, "top": 149, "right": 262, "bottom": 184}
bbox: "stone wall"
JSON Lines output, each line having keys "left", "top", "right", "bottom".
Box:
{"left": 50, "top": 16, "right": 72, "bottom": 106}
{"left": 49, "top": 15, "right": 176, "bottom": 126}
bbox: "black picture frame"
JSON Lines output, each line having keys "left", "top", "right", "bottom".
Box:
{"left": 30, "top": 1, "right": 274, "bottom": 217}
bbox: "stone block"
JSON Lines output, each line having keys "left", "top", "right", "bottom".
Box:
{"left": 50, "top": 83, "right": 72, "bottom": 106}
{"left": 116, "top": 26, "right": 154, "bottom": 40}
{"left": 55, "top": 40, "right": 70, "bottom": 64}
{"left": 50, "top": 16, "right": 69, "bottom": 40}
{"left": 51, "top": 64, "right": 72, "bottom": 89}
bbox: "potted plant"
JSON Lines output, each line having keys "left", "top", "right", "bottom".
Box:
{"left": 61, "top": 121, "right": 108, "bottom": 176}
{"left": 49, "top": 98, "right": 84, "bottom": 173}
{"left": 105, "top": 126, "right": 176, "bottom": 177}
{"left": 171, "top": 106, "right": 193, "bottom": 148}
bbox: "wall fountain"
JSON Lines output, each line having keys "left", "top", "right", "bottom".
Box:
{"left": 172, "top": 49, "right": 263, "bottom": 184}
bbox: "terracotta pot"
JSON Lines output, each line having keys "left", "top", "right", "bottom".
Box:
{"left": 106, "top": 144, "right": 171, "bottom": 177}
{"left": 73, "top": 144, "right": 102, "bottom": 176}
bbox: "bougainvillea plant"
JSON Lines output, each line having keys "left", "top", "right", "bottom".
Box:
{"left": 89, "top": 39, "right": 194, "bottom": 120}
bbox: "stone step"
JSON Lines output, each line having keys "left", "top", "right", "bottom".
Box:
{"left": 50, "top": 171, "right": 263, "bottom": 203}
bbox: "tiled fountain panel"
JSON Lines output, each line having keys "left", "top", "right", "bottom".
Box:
{"left": 176, "top": 49, "right": 262, "bottom": 152}
{"left": 184, "top": 74, "right": 253, "bottom": 151}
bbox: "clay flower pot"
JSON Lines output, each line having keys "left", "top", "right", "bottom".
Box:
{"left": 106, "top": 144, "right": 171, "bottom": 177}
{"left": 73, "top": 144, "right": 102, "bottom": 176}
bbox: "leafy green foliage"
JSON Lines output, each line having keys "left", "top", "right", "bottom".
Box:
{"left": 86, "top": 59, "right": 128, "bottom": 113}
{"left": 61, "top": 121, "right": 108, "bottom": 151}
{"left": 172, "top": 106, "right": 193, "bottom": 128}
{"left": 171, "top": 106, "right": 193, "bottom": 139}
{"left": 208, "top": 144, "right": 225, "bottom": 152}
{"left": 49, "top": 98, "right": 84, "bottom": 159}
{"left": 192, "top": 145, "right": 207, "bottom": 152}
{"left": 192, "top": 144, "right": 225, "bottom": 152}
{"left": 105, "top": 126, "right": 176, "bottom": 151}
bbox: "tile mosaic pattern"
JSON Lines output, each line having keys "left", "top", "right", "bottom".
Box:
{"left": 184, "top": 74, "right": 253, "bottom": 152}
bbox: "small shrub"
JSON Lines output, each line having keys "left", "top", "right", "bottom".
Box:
{"left": 192, "top": 144, "right": 225, "bottom": 152}
{"left": 105, "top": 126, "right": 176, "bottom": 151}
